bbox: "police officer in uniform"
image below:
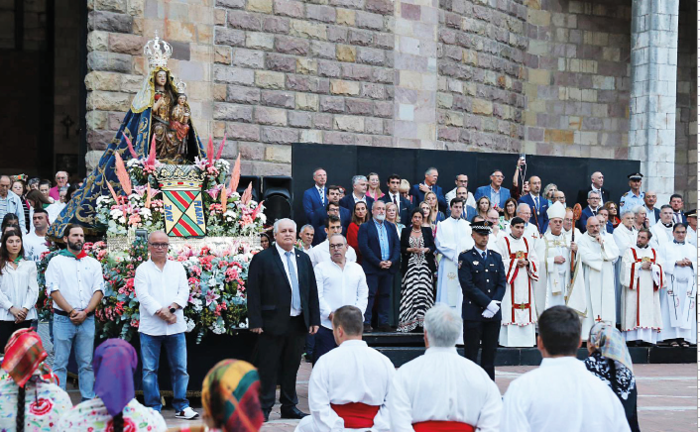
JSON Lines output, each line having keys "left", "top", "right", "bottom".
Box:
{"left": 458, "top": 220, "right": 506, "bottom": 381}
{"left": 619, "top": 172, "right": 645, "bottom": 215}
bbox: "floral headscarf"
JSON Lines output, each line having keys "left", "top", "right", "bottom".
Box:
{"left": 588, "top": 322, "right": 634, "bottom": 372}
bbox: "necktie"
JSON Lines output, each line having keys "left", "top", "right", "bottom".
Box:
{"left": 392, "top": 194, "right": 397, "bottom": 205}
{"left": 285, "top": 251, "right": 301, "bottom": 310}
{"left": 319, "top": 188, "right": 325, "bottom": 205}
{"left": 480, "top": 250, "right": 487, "bottom": 261}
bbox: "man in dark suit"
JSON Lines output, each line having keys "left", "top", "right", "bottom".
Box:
{"left": 310, "top": 185, "right": 350, "bottom": 227}
{"left": 357, "top": 200, "right": 400, "bottom": 333}
{"left": 339, "top": 175, "right": 374, "bottom": 211}
{"left": 247, "top": 218, "right": 320, "bottom": 421}
{"left": 577, "top": 190, "right": 602, "bottom": 232}
{"left": 302, "top": 168, "right": 327, "bottom": 223}
{"left": 518, "top": 175, "right": 549, "bottom": 234}
{"left": 576, "top": 171, "right": 610, "bottom": 207}
{"left": 455, "top": 186, "right": 477, "bottom": 221}
{"left": 669, "top": 194, "right": 687, "bottom": 225}
{"left": 458, "top": 220, "right": 506, "bottom": 381}
{"left": 410, "top": 167, "right": 446, "bottom": 212}
{"left": 311, "top": 202, "right": 350, "bottom": 245}
{"left": 380, "top": 173, "right": 412, "bottom": 224}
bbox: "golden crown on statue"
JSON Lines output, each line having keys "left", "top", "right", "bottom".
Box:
{"left": 175, "top": 78, "right": 187, "bottom": 94}
{"left": 143, "top": 31, "right": 172, "bottom": 69}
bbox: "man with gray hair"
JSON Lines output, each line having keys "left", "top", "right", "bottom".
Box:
{"left": 297, "top": 306, "right": 394, "bottom": 432}
{"left": 650, "top": 204, "right": 674, "bottom": 249}
{"left": 340, "top": 175, "right": 374, "bottom": 211}
{"left": 410, "top": 167, "right": 447, "bottom": 212}
{"left": 312, "top": 233, "right": 368, "bottom": 363}
{"left": 0, "top": 175, "right": 26, "bottom": 233}
{"left": 388, "top": 304, "right": 502, "bottom": 431}
{"left": 577, "top": 189, "right": 602, "bottom": 232}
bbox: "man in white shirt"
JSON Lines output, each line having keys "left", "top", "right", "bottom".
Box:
{"left": 308, "top": 216, "right": 357, "bottom": 267}
{"left": 435, "top": 198, "right": 473, "bottom": 343}
{"left": 23, "top": 209, "right": 50, "bottom": 261}
{"left": 650, "top": 205, "right": 674, "bottom": 249}
{"left": 643, "top": 191, "right": 659, "bottom": 225}
{"left": 506, "top": 204, "right": 540, "bottom": 243}
{"left": 297, "top": 305, "right": 394, "bottom": 432}
{"left": 445, "top": 174, "right": 476, "bottom": 209}
{"left": 389, "top": 304, "right": 502, "bottom": 432}
{"left": 298, "top": 224, "right": 315, "bottom": 253}
{"left": 134, "top": 231, "right": 198, "bottom": 420}
{"left": 312, "top": 234, "right": 368, "bottom": 363}
{"left": 501, "top": 305, "right": 631, "bottom": 432}
{"left": 46, "top": 224, "right": 104, "bottom": 400}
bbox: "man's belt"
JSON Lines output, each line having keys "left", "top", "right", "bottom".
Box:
{"left": 413, "top": 420, "right": 476, "bottom": 432}
{"left": 54, "top": 310, "right": 94, "bottom": 317}
{"left": 330, "top": 402, "right": 380, "bottom": 428}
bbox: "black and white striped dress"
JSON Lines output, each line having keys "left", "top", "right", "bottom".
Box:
{"left": 398, "top": 234, "right": 434, "bottom": 332}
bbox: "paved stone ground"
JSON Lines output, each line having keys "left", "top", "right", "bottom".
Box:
{"left": 40, "top": 321, "right": 694, "bottom": 432}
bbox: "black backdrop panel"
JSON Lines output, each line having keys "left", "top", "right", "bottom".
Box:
{"left": 291, "top": 143, "right": 639, "bottom": 225}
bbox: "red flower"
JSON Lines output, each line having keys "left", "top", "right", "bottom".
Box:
{"left": 29, "top": 398, "right": 53, "bottom": 416}
{"left": 106, "top": 417, "right": 137, "bottom": 432}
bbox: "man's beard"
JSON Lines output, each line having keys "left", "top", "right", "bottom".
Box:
{"left": 68, "top": 240, "right": 84, "bottom": 251}
{"left": 636, "top": 242, "right": 647, "bottom": 248}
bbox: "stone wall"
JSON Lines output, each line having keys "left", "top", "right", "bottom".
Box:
{"left": 674, "top": 0, "right": 696, "bottom": 205}
{"left": 212, "top": 0, "right": 395, "bottom": 175}
{"left": 436, "top": 0, "right": 527, "bottom": 153}
{"left": 84, "top": 0, "right": 215, "bottom": 170}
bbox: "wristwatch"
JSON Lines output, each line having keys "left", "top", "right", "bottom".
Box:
{"left": 169, "top": 307, "right": 177, "bottom": 314}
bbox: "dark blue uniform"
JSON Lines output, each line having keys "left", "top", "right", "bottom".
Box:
{"left": 458, "top": 247, "right": 506, "bottom": 380}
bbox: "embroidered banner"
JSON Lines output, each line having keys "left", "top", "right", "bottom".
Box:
{"left": 157, "top": 165, "right": 206, "bottom": 237}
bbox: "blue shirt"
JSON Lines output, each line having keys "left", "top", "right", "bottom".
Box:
{"left": 619, "top": 190, "right": 645, "bottom": 215}
{"left": 490, "top": 186, "right": 501, "bottom": 208}
{"left": 374, "top": 219, "right": 390, "bottom": 261}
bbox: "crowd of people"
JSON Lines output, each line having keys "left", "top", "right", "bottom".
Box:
{"left": 0, "top": 159, "right": 693, "bottom": 431}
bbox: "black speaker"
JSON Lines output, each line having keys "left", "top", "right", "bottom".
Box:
{"left": 262, "top": 176, "right": 293, "bottom": 223}
{"left": 237, "top": 175, "right": 261, "bottom": 203}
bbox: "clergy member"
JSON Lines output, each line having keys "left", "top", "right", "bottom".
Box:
{"left": 563, "top": 207, "right": 582, "bottom": 239}
{"left": 296, "top": 305, "right": 395, "bottom": 432}
{"left": 501, "top": 306, "right": 631, "bottom": 432}
{"left": 620, "top": 229, "right": 664, "bottom": 345}
{"left": 506, "top": 204, "right": 540, "bottom": 243}
{"left": 568, "top": 216, "right": 619, "bottom": 339}
{"left": 613, "top": 211, "right": 638, "bottom": 325}
{"left": 497, "top": 217, "right": 539, "bottom": 347}
{"left": 659, "top": 223, "right": 697, "bottom": 346}
{"left": 650, "top": 205, "right": 674, "bottom": 249}
{"left": 312, "top": 234, "right": 368, "bottom": 363}
{"left": 486, "top": 208, "right": 505, "bottom": 251}
{"left": 534, "top": 201, "right": 582, "bottom": 316}
{"left": 435, "top": 198, "right": 473, "bottom": 343}
{"left": 389, "top": 304, "right": 502, "bottom": 432}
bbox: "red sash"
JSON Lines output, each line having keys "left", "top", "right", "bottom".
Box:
{"left": 504, "top": 236, "right": 533, "bottom": 323}
{"left": 330, "top": 402, "right": 380, "bottom": 428}
{"left": 629, "top": 248, "right": 663, "bottom": 327}
{"left": 413, "top": 421, "right": 476, "bottom": 432}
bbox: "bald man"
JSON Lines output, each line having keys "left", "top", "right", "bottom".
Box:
{"left": 576, "top": 171, "right": 609, "bottom": 206}
{"left": 517, "top": 175, "right": 549, "bottom": 234}
{"left": 505, "top": 204, "right": 540, "bottom": 243}
{"left": 567, "top": 217, "right": 619, "bottom": 338}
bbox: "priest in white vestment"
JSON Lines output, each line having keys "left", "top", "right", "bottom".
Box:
{"left": 568, "top": 216, "right": 619, "bottom": 339}
{"left": 486, "top": 209, "right": 506, "bottom": 252}
{"left": 496, "top": 217, "right": 539, "bottom": 347}
{"left": 620, "top": 229, "right": 664, "bottom": 344}
{"left": 534, "top": 202, "right": 583, "bottom": 317}
{"left": 389, "top": 304, "right": 501, "bottom": 432}
{"left": 659, "top": 224, "right": 697, "bottom": 345}
{"left": 563, "top": 207, "right": 582, "bottom": 239}
{"left": 501, "top": 306, "right": 631, "bottom": 432}
{"left": 613, "top": 212, "right": 638, "bottom": 324}
{"left": 505, "top": 204, "right": 541, "bottom": 245}
{"left": 297, "top": 306, "right": 395, "bottom": 432}
{"left": 435, "top": 199, "right": 473, "bottom": 343}
{"left": 649, "top": 206, "right": 674, "bottom": 249}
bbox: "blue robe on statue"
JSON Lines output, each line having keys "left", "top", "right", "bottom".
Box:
{"left": 48, "top": 67, "right": 205, "bottom": 240}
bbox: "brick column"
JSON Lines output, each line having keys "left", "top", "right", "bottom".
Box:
{"left": 628, "top": 0, "right": 679, "bottom": 201}
{"left": 393, "top": 0, "right": 439, "bottom": 149}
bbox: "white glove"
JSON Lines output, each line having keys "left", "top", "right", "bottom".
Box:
{"left": 482, "top": 309, "right": 495, "bottom": 319}
{"left": 486, "top": 300, "right": 500, "bottom": 314}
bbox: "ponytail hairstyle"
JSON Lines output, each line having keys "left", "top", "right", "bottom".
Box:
{"left": 113, "top": 412, "right": 124, "bottom": 432}
{"left": 16, "top": 385, "right": 26, "bottom": 432}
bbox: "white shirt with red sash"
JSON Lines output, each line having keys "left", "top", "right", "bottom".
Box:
{"left": 620, "top": 245, "right": 664, "bottom": 343}
{"left": 496, "top": 235, "right": 539, "bottom": 347}
{"left": 297, "top": 339, "right": 394, "bottom": 432}
{"left": 389, "top": 347, "right": 501, "bottom": 432}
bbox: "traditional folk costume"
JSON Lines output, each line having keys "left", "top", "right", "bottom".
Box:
{"left": 659, "top": 240, "right": 697, "bottom": 343}
{"left": 297, "top": 340, "right": 395, "bottom": 432}
{"left": 435, "top": 217, "right": 473, "bottom": 343}
{"left": 496, "top": 234, "right": 539, "bottom": 347}
{"left": 620, "top": 245, "right": 664, "bottom": 344}
{"left": 534, "top": 202, "right": 584, "bottom": 316}
{"left": 649, "top": 220, "right": 673, "bottom": 249}
{"left": 389, "top": 347, "right": 502, "bottom": 432}
{"left": 501, "top": 356, "right": 631, "bottom": 432}
{"left": 568, "top": 231, "right": 619, "bottom": 339}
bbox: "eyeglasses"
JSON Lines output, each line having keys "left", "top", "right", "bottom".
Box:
{"left": 329, "top": 244, "right": 345, "bottom": 250}
{"left": 149, "top": 243, "right": 170, "bottom": 249}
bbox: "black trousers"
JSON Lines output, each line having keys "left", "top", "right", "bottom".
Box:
{"left": 0, "top": 320, "right": 32, "bottom": 352}
{"left": 463, "top": 320, "right": 500, "bottom": 381}
{"left": 312, "top": 326, "right": 337, "bottom": 365}
{"left": 255, "top": 316, "right": 307, "bottom": 411}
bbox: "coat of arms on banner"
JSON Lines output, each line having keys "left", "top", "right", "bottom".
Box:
{"left": 156, "top": 165, "right": 206, "bottom": 237}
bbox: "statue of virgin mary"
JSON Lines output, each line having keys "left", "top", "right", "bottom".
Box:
{"left": 48, "top": 34, "right": 206, "bottom": 239}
